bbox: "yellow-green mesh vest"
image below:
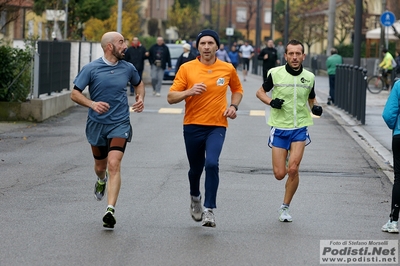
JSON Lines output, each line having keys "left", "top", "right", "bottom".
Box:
{"left": 268, "top": 65, "right": 315, "bottom": 128}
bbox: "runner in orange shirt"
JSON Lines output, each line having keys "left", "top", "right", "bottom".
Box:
{"left": 168, "top": 29, "right": 243, "bottom": 227}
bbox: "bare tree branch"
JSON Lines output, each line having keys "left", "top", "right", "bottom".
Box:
{"left": 0, "top": 0, "right": 31, "bottom": 33}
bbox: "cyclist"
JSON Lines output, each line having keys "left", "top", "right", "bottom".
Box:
{"left": 379, "top": 48, "right": 395, "bottom": 90}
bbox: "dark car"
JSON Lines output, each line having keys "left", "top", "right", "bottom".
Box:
{"left": 163, "top": 43, "right": 185, "bottom": 81}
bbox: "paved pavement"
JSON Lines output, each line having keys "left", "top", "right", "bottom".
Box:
{"left": 0, "top": 72, "right": 394, "bottom": 183}
{"left": 0, "top": 70, "right": 398, "bottom": 265}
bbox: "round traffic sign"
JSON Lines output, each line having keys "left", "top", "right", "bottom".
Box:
{"left": 380, "top": 11, "right": 396, "bottom": 27}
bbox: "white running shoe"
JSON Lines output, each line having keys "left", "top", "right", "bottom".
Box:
{"left": 278, "top": 207, "right": 292, "bottom": 222}
{"left": 190, "top": 196, "right": 203, "bottom": 222}
{"left": 202, "top": 210, "right": 216, "bottom": 227}
{"left": 381, "top": 220, "right": 399, "bottom": 233}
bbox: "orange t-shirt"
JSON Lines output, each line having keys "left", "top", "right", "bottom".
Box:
{"left": 170, "top": 58, "right": 243, "bottom": 127}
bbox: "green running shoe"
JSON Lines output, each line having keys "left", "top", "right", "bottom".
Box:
{"left": 94, "top": 171, "right": 108, "bottom": 201}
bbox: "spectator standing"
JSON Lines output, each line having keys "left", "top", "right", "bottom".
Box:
{"left": 148, "top": 37, "right": 172, "bottom": 96}
{"left": 190, "top": 40, "right": 199, "bottom": 57}
{"left": 175, "top": 43, "right": 196, "bottom": 74}
{"left": 228, "top": 45, "right": 240, "bottom": 70}
{"left": 124, "top": 37, "right": 148, "bottom": 96}
{"left": 216, "top": 43, "right": 231, "bottom": 62}
{"left": 255, "top": 39, "right": 322, "bottom": 223}
{"left": 258, "top": 39, "right": 279, "bottom": 82}
{"left": 238, "top": 40, "right": 254, "bottom": 81}
{"left": 232, "top": 41, "right": 240, "bottom": 51}
{"left": 276, "top": 41, "right": 285, "bottom": 65}
{"left": 70, "top": 31, "right": 145, "bottom": 228}
{"left": 167, "top": 29, "right": 243, "bottom": 228}
{"left": 326, "top": 48, "right": 343, "bottom": 105}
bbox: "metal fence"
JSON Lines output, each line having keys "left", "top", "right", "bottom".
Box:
{"left": 335, "top": 64, "right": 368, "bottom": 124}
{"left": 28, "top": 40, "right": 103, "bottom": 99}
{"left": 35, "top": 41, "right": 71, "bottom": 96}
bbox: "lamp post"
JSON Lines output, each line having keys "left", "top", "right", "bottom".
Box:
{"left": 271, "top": 0, "right": 275, "bottom": 40}
{"left": 253, "top": 0, "right": 261, "bottom": 74}
{"left": 284, "top": 0, "right": 289, "bottom": 45}
{"left": 117, "top": 0, "right": 122, "bottom": 33}
{"left": 228, "top": 0, "right": 232, "bottom": 48}
{"left": 326, "top": 0, "right": 336, "bottom": 55}
{"left": 63, "top": 0, "right": 69, "bottom": 40}
{"left": 353, "top": 0, "right": 362, "bottom": 67}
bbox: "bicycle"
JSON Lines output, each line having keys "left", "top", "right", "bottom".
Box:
{"left": 367, "top": 69, "right": 391, "bottom": 94}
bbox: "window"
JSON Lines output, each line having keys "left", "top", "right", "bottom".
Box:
{"left": 264, "top": 9, "right": 271, "bottom": 24}
{"left": 28, "top": 20, "right": 34, "bottom": 37}
{"left": 38, "top": 22, "right": 42, "bottom": 39}
{"left": 0, "top": 11, "right": 6, "bottom": 34}
{"left": 236, "top": 7, "right": 246, "bottom": 23}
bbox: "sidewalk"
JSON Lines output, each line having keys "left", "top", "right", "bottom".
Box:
{"left": 313, "top": 75, "right": 394, "bottom": 182}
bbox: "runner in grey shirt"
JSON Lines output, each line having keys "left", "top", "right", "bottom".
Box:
{"left": 239, "top": 41, "right": 254, "bottom": 81}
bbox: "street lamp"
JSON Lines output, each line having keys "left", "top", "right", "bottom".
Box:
{"left": 228, "top": 0, "right": 232, "bottom": 47}
{"left": 284, "top": 0, "right": 289, "bottom": 45}
{"left": 253, "top": 0, "right": 261, "bottom": 74}
{"left": 63, "top": 0, "right": 69, "bottom": 40}
{"left": 117, "top": 0, "right": 122, "bottom": 32}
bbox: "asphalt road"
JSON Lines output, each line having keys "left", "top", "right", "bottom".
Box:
{"left": 0, "top": 76, "right": 398, "bottom": 266}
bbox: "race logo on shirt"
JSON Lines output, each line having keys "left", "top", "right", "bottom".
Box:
{"left": 216, "top": 78, "right": 225, "bottom": 86}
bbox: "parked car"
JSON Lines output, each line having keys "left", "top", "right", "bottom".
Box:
{"left": 163, "top": 43, "right": 184, "bottom": 81}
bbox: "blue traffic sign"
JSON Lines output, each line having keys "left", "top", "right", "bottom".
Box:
{"left": 380, "top": 11, "right": 396, "bottom": 27}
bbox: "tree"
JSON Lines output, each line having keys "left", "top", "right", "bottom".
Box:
{"left": 33, "top": 0, "right": 115, "bottom": 40}
{"left": 334, "top": 0, "right": 355, "bottom": 45}
{"left": 0, "top": 0, "right": 27, "bottom": 33}
{"left": 302, "top": 12, "right": 326, "bottom": 65}
{"left": 83, "top": 0, "right": 142, "bottom": 41}
{"left": 176, "top": 0, "right": 200, "bottom": 9}
{"left": 167, "top": 1, "right": 201, "bottom": 40}
{"left": 274, "top": 0, "right": 327, "bottom": 55}
{"left": 147, "top": 18, "right": 158, "bottom": 37}
{"left": 242, "top": 0, "right": 258, "bottom": 41}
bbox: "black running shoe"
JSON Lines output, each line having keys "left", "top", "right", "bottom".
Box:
{"left": 103, "top": 207, "right": 116, "bottom": 228}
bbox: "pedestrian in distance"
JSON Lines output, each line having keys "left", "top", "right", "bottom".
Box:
{"left": 215, "top": 43, "right": 231, "bottom": 63}
{"left": 148, "top": 36, "right": 172, "bottom": 97}
{"left": 255, "top": 39, "right": 323, "bottom": 223}
{"left": 326, "top": 48, "right": 343, "bottom": 105}
{"left": 124, "top": 36, "right": 149, "bottom": 96}
{"left": 167, "top": 29, "right": 243, "bottom": 228}
{"left": 258, "top": 39, "right": 279, "bottom": 82}
{"left": 175, "top": 43, "right": 196, "bottom": 75}
{"left": 238, "top": 40, "right": 254, "bottom": 81}
{"left": 70, "top": 31, "right": 145, "bottom": 229}
{"left": 190, "top": 40, "right": 199, "bottom": 57}
{"left": 381, "top": 78, "right": 400, "bottom": 234}
{"left": 379, "top": 48, "right": 395, "bottom": 90}
{"left": 228, "top": 45, "right": 240, "bottom": 70}
{"left": 276, "top": 41, "right": 285, "bottom": 65}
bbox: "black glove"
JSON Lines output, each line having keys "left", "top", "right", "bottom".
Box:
{"left": 312, "top": 105, "right": 323, "bottom": 116}
{"left": 270, "top": 98, "right": 285, "bottom": 109}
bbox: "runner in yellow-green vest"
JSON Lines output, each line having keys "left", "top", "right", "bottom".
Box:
{"left": 256, "top": 39, "right": 322, "bottom": 223}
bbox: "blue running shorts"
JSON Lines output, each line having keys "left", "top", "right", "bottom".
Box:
{"left": 268, "top": 127, "right": 311, "bottom": 150}
{"left": 86, "top": 118, "right": 132, "bottom": 147}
